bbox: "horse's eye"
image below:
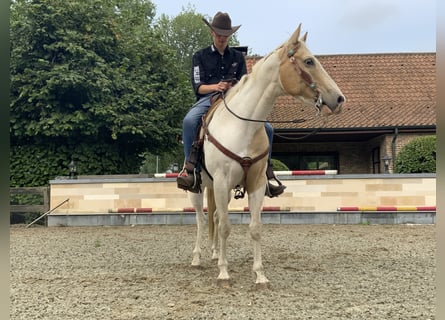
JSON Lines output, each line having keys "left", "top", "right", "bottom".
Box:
{"left": 304, "top": 58, "right": 315, "bottom": 67}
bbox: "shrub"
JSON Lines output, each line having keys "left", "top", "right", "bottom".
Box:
{"left": 271, "top": 158, "right": 289, "bottom": 171}
{"left": 395, "top": 135, "right": 436, "bottom": 173}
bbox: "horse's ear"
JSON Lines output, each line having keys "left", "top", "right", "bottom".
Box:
{"left": 288, "top": 23, "right": 302, "bottom": 45}
{"left": 300, "top": 32, "right": 308, "bottom": 43}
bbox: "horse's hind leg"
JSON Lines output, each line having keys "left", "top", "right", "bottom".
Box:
{"left": 248, "top": 189, "right": 270, "bottom": 288}
{"left": 206, "top": 190, "right": 218, "bottom": 260}
{"left": 211, "top": 210, "right": 219, "bottom": 260}
{"left": 214, "top": 184, "right": 232, "bottom": 285}
{"left": 190, "top": 192, "right": 205, "bottom": 267}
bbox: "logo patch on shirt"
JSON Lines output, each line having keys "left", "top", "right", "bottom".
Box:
{"left": 193, "top": 66, "right": 200, "bottom": 84}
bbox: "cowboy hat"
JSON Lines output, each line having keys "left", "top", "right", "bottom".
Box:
{"left": 202, "top": 12, "right": 241, "bottom": 36}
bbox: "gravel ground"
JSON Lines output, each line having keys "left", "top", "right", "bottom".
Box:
{"left": 10, "top": 224, "right": 435, "bottom": 320}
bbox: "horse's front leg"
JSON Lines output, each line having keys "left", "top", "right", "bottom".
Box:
{"left": 190, "top": 192, "right": 205, "bottom": 267}
{"left": 248, "top": 188, "right": 270, "bottom": 288}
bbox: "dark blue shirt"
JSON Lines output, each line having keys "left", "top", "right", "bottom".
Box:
{"left": 191, "top": 44, "right": 247, "bottom": 99}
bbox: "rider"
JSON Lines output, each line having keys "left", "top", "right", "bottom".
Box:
{"left": 177, "top": 11, "right": 286, "bottom": 198}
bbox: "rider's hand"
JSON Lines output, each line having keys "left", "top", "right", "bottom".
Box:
{"left": 216, "top": 80, "right": 231, "bottom": 92}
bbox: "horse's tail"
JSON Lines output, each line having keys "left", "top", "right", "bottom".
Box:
{"left": 207, "top": 189, "right": 216, "bottom": 241}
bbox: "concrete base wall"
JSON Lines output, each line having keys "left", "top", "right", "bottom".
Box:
{"left": 47, "top": 211, "right": 436, "bottom": 227}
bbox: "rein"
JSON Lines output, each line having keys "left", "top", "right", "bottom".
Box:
{"left": 221, "top": 92, "right": 327, "bottom": 141}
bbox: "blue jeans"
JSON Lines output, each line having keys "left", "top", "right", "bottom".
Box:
{"left": 182, "top": 95, "right": 274, "bottom": 164}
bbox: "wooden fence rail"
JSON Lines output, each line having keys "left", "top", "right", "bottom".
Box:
{"left": 10, "top": 187, "right": 50, "bottom": 213}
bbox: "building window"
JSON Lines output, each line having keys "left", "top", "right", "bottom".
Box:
{"left": 372, "top": 147, "right": 380, "bottom": 173}
{"left": 274, "top": 152, "right": 339, "bottom": 171}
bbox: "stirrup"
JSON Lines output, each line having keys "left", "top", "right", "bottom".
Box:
{"left": 265, "top": 181, "right": 286, "bottom": 198}
{"left": 177, "top": 168, "right": 202, "bottom": 193}
{"left": 265, "top": 164, "right": 286, "bottom": 197}
{"left": 234, "top": 185, "right": 245, "bottom": 199}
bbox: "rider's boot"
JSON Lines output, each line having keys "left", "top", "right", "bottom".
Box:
{"left": 265, "top": 163, "right": 286, "bottom": 198}
{"left": 177, "top": 163, "right": 201, "bottom": 193}
{"left": 177, "top": 143, "right": 202, "bottom": 193}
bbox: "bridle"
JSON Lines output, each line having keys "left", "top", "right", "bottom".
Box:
{"left": 220, "top": 45, "right": 328, "bottom": 140}
{"left": 286, "top": 46, "right": 323, "bottom": 110}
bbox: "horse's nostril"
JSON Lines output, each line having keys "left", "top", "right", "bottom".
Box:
{"left": 338, "top": 95, "right": 345, "bottom": 104}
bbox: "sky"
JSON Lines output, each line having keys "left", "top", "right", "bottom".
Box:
{"left": 151, "top": 0, "right": 436, "bottom": 56}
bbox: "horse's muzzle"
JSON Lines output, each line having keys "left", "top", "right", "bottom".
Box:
{"left": 320, "top": 94, "right": 345, "bottom": 115}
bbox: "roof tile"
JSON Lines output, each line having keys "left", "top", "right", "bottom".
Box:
{"left": 246, "top": 53, "right": 436, "bottom": 129}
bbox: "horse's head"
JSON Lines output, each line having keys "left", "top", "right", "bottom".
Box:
{"left": 279, "top": 24, "right": 345, "bottom": 115}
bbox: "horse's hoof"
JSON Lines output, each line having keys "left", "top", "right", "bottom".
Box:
{"left": 255, "top": 282, "right": 271, "bottom": 290}
{"left": 191, "top": 260, "right": 200, "bottom": 267}
{"left": 216, "top": 278, "right": 231, "bottom": 288}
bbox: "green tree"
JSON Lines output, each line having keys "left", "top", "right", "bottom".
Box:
{"left": 395, "top": 135, "right": 436, "bottom": 173}
{"left": 10, "top": 0, "right": 188, "bottom": 185}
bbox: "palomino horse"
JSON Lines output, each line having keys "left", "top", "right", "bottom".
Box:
{"left": 189, "top": 24, "right": 345, "bottom": 288}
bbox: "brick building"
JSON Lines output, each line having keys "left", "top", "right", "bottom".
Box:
{"left": 246, "top": 52, "right": 436, "bottom": 173}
